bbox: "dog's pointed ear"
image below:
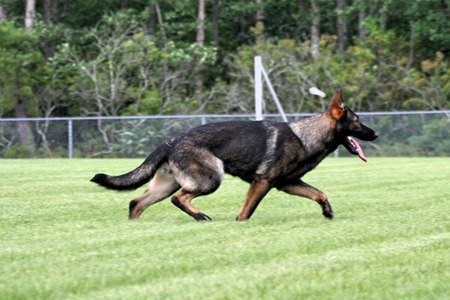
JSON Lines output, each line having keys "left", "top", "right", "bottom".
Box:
{"left": 329, "top": 89, "right": 345, "bottom": 120}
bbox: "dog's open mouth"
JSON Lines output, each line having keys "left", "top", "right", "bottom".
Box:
{"left": 345, "top": 136, "right": 367, "bottom": 162}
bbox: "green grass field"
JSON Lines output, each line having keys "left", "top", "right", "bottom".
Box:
{"left": 1, "top": 157, "right": 449, "bottom": 299}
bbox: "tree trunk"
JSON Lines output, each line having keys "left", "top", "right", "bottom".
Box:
{"left": 25, "top": 0, "right": 36, "bottom": 30}
{"left": 358, "top": 5, "right": 367, "bottom": 41}
{"left": 197, "top": 0, "right": 205, "bottom": 46}
{"left": 297, "top": 0, "right": 305, "bottom": 16}
{"left": 255, "top": 0, "right": 265, "bottom": 42}
{"left": 43, "top": 0, "right": 56, "bottom": 24}
{"left": 0, "top": 4, "right": 7, "bottom": 21}
{"left": 195, "top": 0, "right": 206, "bottom": 102}
{"left": 298, "top": 0, "right": 305, "bottom": 11}
{"left": 154, "top": 3, "right": 172, "bottom": 109}
{"left": 14, "top": 99, "right": 35, "bottom": 155}
{"left": 43, "top": 0, "right": 58, "bottom": 58}
{"left": 311, "top": 0, "right": 320, "bottom": 59}
{"left": 336, "top": 0, "right": 348, "bottom": 52}
{"left": 406, "top": 21, "right": 415, "bottom": 71}
{"left": 296, "top": 0, "right": 307, "bottom": 39}
{"left": 211, "top": 0, "right": 220, "bottom": 46}
{"left": 15, "top": 0, "right": 37, "bottom": 156}
{"left": 380, "top": 8, "right": 388, "bottom": 31}
{"left": 256, "top": 0, "right": 264, "bottom": 22}
{"left": 148, "top": 4, "right": 157, "bottom": 34}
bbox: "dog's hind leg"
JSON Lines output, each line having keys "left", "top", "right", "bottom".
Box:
{"left": 129, "top": 163, "right": 180, "bottom": 220}
{"left": 277, "top": 179, "right": 333, "bottom": 219}
{"left": 171, "top": 189, "right": 213, "bottom": 221}
{"left": 169, "top": 153, "right": 224, "bottom": 221}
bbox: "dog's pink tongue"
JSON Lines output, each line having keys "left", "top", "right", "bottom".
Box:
{"left": 352, "top": 138, "right": 367, "bottom": 162}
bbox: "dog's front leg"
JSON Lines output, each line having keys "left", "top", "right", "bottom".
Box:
{"left": 277, "top": 179, "right": 333, "bottom": 219}
{"left": 236, "top": 178, "right": 271, "bottom": 221}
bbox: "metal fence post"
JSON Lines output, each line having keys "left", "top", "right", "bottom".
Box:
{"left": 68, "top": 119, "right": 73, "bottom": 159}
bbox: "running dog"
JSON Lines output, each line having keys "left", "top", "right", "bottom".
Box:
{"left": 91, "top": 89, "right": 378, "bottom": 221}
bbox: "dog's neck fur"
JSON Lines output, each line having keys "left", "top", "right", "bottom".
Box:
{"left": 288, "top": 113, "right": 336, "bottom": 152}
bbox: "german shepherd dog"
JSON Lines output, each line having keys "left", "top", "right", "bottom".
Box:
{"left": 91, "top": 89, "right": 377, "bottom": 221}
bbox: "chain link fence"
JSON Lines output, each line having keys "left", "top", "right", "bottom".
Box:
{"left": 0, "top": 111, "right": 449, "bottom": 158}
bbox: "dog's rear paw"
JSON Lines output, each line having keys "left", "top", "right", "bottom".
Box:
{"left": 194, "top": 212, "right": 212, "bottom": 222}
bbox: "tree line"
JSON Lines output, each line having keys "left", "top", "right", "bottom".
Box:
{"left": 0, "top": 0, "right": 449, "bottom": 155}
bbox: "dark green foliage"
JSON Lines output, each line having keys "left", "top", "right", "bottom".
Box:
{"left": 408, "top": 119, "right": 450, "bottom": 156}
{"left": 0, "top": 0, "right": 448, "bottom": 117}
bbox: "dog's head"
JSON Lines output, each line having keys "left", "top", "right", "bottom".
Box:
{"left": 328, "top": 89, "right": 378, "bottom": 162}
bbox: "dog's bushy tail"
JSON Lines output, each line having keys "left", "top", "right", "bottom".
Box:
{"left": 90, "top": 142, "right": 170, "bottom": 191}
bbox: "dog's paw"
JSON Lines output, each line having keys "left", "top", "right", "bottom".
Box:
{"left": 317, "top": 199, "right": 333, "bottom": 219}
{"left": 323, "top": 210, "right": 334, "bottom": 219}
{"left": 194, "top": 212, "right": 212, "bottom": 222}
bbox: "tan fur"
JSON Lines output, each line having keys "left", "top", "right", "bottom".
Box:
{"left": 330, "top": 89, "right": 345, "bottom": 120}
{"left": 129, "top": 163, "right": 179, "bottom": 219}
{"left": 169, "top": 148, "right": 224, "bottom": 192}
{"left": 236, "top": 178, "right": 271, "bottom": 221}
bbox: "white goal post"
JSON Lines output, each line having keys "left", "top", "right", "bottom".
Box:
{"left": 254, "top": 56, "right": 326, "bottom": 122}
{"left": 254, "top": 56, "right": 288, "bottom": 122}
